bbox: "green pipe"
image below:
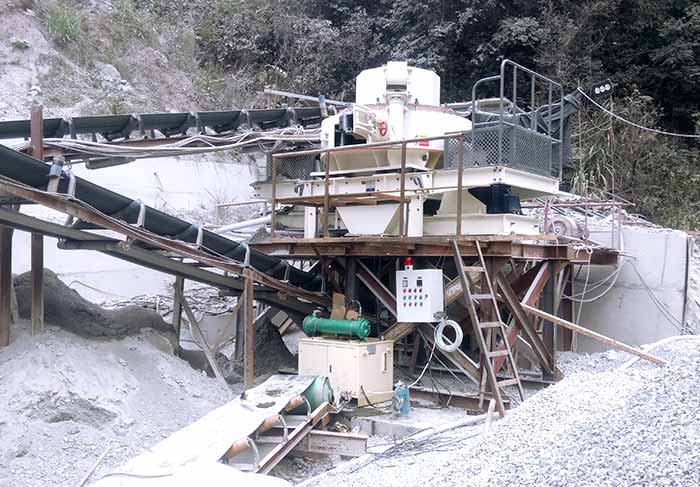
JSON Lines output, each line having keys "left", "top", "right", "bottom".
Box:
{"left": 303, "top": 315, "right": 371, "bottom": 339}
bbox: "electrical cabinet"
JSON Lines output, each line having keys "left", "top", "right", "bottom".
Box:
{"left": 396, "top": 268, "right": 444, "bottom": 322}
{"left": 298, "top": 337, "right": 394, "bottom": 406}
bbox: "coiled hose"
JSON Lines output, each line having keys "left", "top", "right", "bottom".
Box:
{"left": 434, "top": 318, "right": 463, "bottom": 353}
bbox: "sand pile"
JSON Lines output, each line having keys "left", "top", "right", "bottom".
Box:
{"left": 0, "top": 320, "right": 234, "bottom": 487}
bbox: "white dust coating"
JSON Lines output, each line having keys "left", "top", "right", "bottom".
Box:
{"left": 0, "top": 321, "right": 233, "bottom": 487}
{"left": 306, "top": 339, "right": 700, "bottom": 487}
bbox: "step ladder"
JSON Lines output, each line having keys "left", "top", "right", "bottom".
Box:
{"left": 451, "top": 240, "right": 524, "bottom": 417}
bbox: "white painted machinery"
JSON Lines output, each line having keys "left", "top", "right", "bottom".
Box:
{"left": 254, "top": 59, "right": 567, "bottom": 238}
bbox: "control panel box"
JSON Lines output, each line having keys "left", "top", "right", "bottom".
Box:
{"left": 396, "top": 268, "right": 444, "bottom": 322}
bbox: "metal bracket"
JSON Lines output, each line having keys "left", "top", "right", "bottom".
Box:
{"left": 136, "top": 200, "right": 146, "bottom": 227}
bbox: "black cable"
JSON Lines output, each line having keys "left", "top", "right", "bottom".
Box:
{"left": 359, "top": 385, "right": 390, "bottom": 410}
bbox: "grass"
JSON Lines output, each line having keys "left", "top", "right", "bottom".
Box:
{"left": 43, "top": 2, "right": 82, "bottom": 46}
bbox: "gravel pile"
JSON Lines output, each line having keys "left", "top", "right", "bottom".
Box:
{"left": 0, "top": 320, "right": 234, "bottom": 487}
{"left": 307, "top": 338, "right": 700, "bottom": 487}
{"left": 556, "top": 349, "right": 631, "bottom": 376}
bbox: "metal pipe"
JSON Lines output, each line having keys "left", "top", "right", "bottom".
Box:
{"left": 214, "top": 215, "right": 271, "bottom": 233}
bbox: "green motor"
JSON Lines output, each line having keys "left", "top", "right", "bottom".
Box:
{"left": 303, "top": 315, "right": 371, "bottom": 339}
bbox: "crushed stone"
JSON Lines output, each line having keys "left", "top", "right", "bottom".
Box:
{"left": 305, "top": 338, "right": 700, "bottom": 487}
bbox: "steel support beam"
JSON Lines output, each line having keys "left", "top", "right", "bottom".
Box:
{"left": 244, "top": 268, "right": 255, "bottom": 388}
{"left": 0, "top": 225, "right": 12, "bottom": 347}
{"left": 172, "top": 275, "right": 184, "bottom": 349}
{"left": 0, "top": 208, "right": 315, "bottom": 317}
{"left": 30, "top": 233, "right": 44, "bottom": 335}
{"left": 496, "top": 272, "right": 553, "bottom": 374}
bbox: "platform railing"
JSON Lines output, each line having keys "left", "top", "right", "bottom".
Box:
{"left": 269, "top": 60, "right": 566, "bottom": 239}
{"left": 270, "top": 132, "right": 500, "bottom": 239}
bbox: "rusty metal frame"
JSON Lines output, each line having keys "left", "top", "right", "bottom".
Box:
{"left": 0, "top": 176, "right": 330, "bottom": 309}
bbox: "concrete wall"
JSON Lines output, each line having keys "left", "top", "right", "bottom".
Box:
{"left": 10, "top": 156, "right": 255, "bottom": 303}
{"left": 576, "top": 224, "right": 687, "bottom": 352}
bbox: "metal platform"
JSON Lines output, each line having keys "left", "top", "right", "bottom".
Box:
{"left": 250, "top": 235, "right": 619, "bottom": 265}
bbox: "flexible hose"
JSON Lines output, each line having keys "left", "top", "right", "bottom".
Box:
{"left": 434, "top": 319, "right": 463, "bottom": 353}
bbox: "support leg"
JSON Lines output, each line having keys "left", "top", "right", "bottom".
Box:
{"left": 542, "top": 262, "right": 556, "bottom": 379}
{"left": 244, "top": 268, "right": 255, "bottom": 389}
{"left": 172, "top": 275, "right": 184, "bottom": 352}
{"left": 0, "top": 226, "right": 13, "bottom": 347}
{"left": 31, "top": 233, "right": 44, "bottom": 335}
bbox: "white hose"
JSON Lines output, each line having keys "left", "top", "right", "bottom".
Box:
{"left": 434, "top": 319, "right": 463, "bottom": 353}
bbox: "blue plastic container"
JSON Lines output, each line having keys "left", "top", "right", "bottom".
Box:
{"left": 392, "top": 382, "right": 410, "bottom": 417}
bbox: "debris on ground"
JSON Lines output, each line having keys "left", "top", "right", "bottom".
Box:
{"left": 305, "top": 338, "right": 700, "bottom": 487}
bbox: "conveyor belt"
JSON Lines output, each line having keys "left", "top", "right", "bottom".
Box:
{"left": 0, "top": 144, "right": 322, "bottom": 294}
{"left": 0, "top": 107, "right": 326, "bottom": 141}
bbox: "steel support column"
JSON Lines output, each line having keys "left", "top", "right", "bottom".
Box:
{"left": 172, "top": 275, "right": 184, "bottom": 350}
{"left": 30, "top": 233, "right": 44, "bottom": 335}
{"left": 244, "top": 268, "right": 255, "bottom": 388}
{"left": 542, "top": 262, "right": 556, "bottom": 379}
{"left": 0, "top": 226, "right": 13, "bottom": 347}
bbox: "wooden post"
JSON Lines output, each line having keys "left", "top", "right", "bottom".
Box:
{"left": 31, "top": 233, "right": 44, "bottom": 335}
{"left": 456, "top": 134, "right": 464, "bottom": 237}
{"left": 521, "top": 304, "right": 667, "bottom": 366}
{"left": 398, "top": 143, "right": 407, "bottom": 237}
{"left": 0, "top": 226, "right": 13, "bottom": 347}
{"left": 172, "top": 275, "right": 184, "bottom": 351}
{"left": 29, "top": 104, "right": 46, "bottom": 335}
{"left": 244, "top": 268, "right": 255, "bottom": 388}
{"left": 30, "top": 104, "right": 44, "bottom": 161}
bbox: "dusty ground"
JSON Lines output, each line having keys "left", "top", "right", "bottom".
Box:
{"left": 0, "top": 320, "right": 234, "bottom": 487}
{"left": 304, "top": 339, "right": 700, "bottom": 487}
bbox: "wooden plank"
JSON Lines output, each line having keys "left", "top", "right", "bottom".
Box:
{"left": 292, "top": 430, "right": 367, "bottom": 457}
{"left": 523, "top": 262, "right": 551, "bottom": 306}
{"left": 382, "top": 321, "right": 416, "bottom": 341}
{"left": 31, "top": 233, "right": 44, "bottom": 335}
{"left": 521, "top": 304, "right": 667, "bottom": 366}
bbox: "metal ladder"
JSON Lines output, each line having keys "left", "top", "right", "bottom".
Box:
{"left": 451, "top": 240, "right": 524, "bottom": 417}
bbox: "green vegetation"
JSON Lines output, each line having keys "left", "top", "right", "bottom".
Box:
{"left": 43, "top": 1, "right": 82, "bottom": 46}
{"left": 41, "top": 0, "right": 700, "bottom": 228}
